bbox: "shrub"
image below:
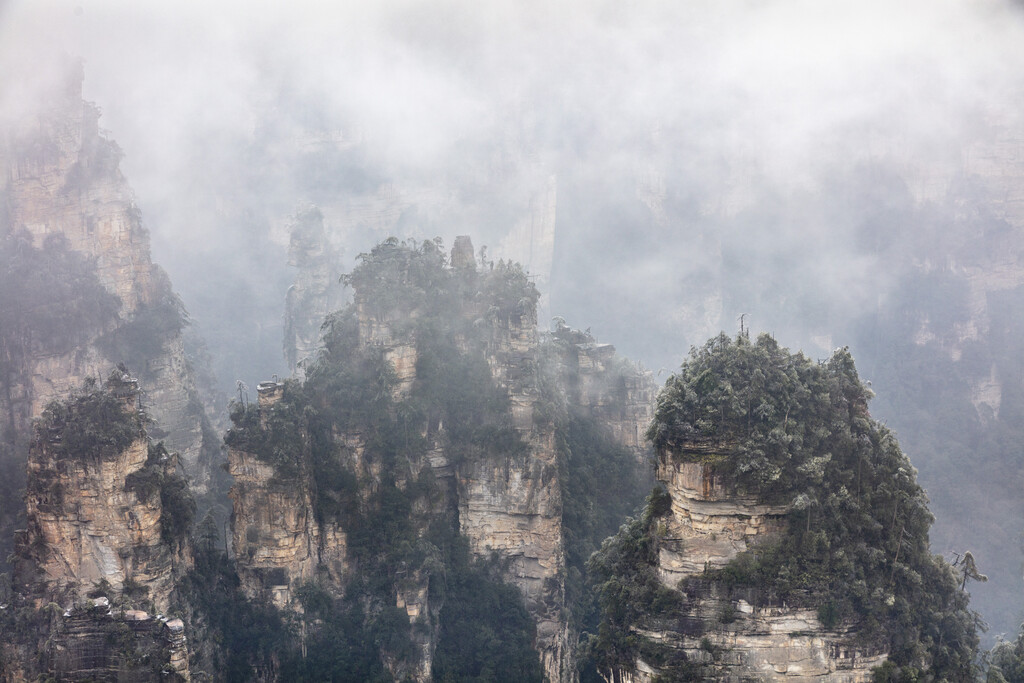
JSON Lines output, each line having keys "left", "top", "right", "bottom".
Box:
{"left": 35, "top": 377, "right": 145, "bottom": 462}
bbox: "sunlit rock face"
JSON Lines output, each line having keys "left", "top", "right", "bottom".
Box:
{"left": 0, "top": 62, "right": 213, "bottom": 494}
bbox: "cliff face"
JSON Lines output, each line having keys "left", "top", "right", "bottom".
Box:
{"left": 621, "top": 451, "right": 884, "bottom": 682}
{"left": 22, "top": 434, "right": 177, "bottom": 609}
{"left": 228, "top": 237, "right": 654, "bottom": 681}
{"left": 4, "top": 379, "right": 193, "bottom": 682}
{"left": 545, "top": 328, "right": 659, "bottom": 463}
{"left": 228, "top": 386, "right": 348, "bottom": 610}
{"left": 656, "top": 458, "right": 788, "bottom": 584}
{"left": 589, "top": 336, "right": 977, "bottom": 682}
{"left": 453, "top": 297, "right": 570, "bottom": 680}
{"left": 16, "top": 383, "right": 189, "bottom": 613}
{"left": 35, "top": 607, "right": 189, "bottom": 682}
{"left": 626, "top": 599, "right": 886, "bottom": 683}
{"left": 0, "top": 62, "right": 213, "bottom": 496}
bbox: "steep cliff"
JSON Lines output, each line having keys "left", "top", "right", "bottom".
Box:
{"left": 15, "top": 374, "right": 192, "bottom": 610}
{"left": 226, "top": 237, "right": 557, "bottom": 680}
{"left": 0, "top": 60, "right": 215, "bottom": 505}
{"left": 656, "top": 459, "right": 788, "bottom": 584}
{"left": 2, "top": 374, "right": 193, "bottom": 681}
{"left": 223, "top": 236, "right": 652, "bottom": 681}
{"left": 586, "top": 334, "right": 977, "bottom": 682}
{"left": 542, "top": 322, "right": 658, "bottom": 464}
{"left": 227, "top": 383, "right": 348, "bottom": 609}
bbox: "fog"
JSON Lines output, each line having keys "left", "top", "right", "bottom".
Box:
{"left": 4, "top": 0, "right": 1024, "bottom": 639}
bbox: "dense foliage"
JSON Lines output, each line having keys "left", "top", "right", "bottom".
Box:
{"left": 218, "top": 238, "right": 654, "bottom": 680}
{"left": 581, "top": 488, "right": 702, "bottom": 682}
{"left": 986, "top": 628, "right": 1024, "bottom": 683}
{"left": 558, "top": 411, "right": 647, "bottom": 638}
{"left": 431, "top": 538, "right": 544, "bottom": 683}
{"left": 177, "top": 549, "right": 299, "bottom": 682}
{"left": 34, "top": 372, "right": 146, "bottom": 462}
{"left": 648, "top": 332, "right": 873, "bottom": 499}
{"left": 595, "top": 334, "right": 978, "bottom": 681}
{"left": 220, "top": 239, "right": 548, "bottom": 679}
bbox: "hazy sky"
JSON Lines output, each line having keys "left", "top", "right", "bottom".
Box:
{"left": 4, "top": 1, "right": 1023, "bottom": 377}
{"left": 5, "top": 0, "right": 1024, "bottom": 641}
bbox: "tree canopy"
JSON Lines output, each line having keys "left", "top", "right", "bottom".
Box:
{"left": 590, "top": 333, "right": 980, "bottom": 681}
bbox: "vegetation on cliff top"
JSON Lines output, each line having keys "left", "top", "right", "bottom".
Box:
{"left": 34, "top": 371, "right": 146, "bottom": 462}
{"left": 221, "top": 238, "right": 547, "bottom": 680}
{"left": 648, "top": 332, "right": 874, "bottom": 500}
{"left": 217, "top": 238, "right": 650, "bottom": 681}
{"left": 593, "top": 333, "right": 979, "bottom": 681}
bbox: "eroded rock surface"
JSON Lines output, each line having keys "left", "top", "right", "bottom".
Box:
{"left": 0, "top": 61, "right": 213, "bottom": 495}
{"left": 230, "top": 237, "right": 655, "bottom": 681}
{"left": 17, "top": 385, "right": 188, "bottom": 613}
{"left": 606, "top": 444, "right": 886, "bottom": 682}
{"left": 7, "top": 381, "right": 193, "bottom": 682}
{"left": 657, "top": 458, "right": 788, "bottom": 584}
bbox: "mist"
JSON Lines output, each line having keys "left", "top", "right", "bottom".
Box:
{"left": 5, "top": 0, "right": 1024, "bottom": 641}
{"left": 1, "top": 1, "right": 1017, "bottom": 357}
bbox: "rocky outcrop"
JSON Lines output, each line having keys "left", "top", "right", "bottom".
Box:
{"left": 22, "top": 434, "right": 177, "bottom": 609}
{"left": 629, "top": 594, "right": 885, "bottom": 682}
{"left": 227, "top": 385, "right": 348, "bottom": 609}
{"left": 547, "top": 330, "right": 659, "bottom": 462}
{"left": 656, "top": 457, "right": 788, "bottom": 584}
{"left": 5, "top": 380, "right": 193, "bottom": 682}
{"left": 457, "top": 426, "right": 569, "bottom": 681}
{"left": 229, "top": 236, "right": 655, "bottom": 681}
{"left": 17, "top": 383, "right": 186, "bottom": 613}
{"left": 0, "top": 60, "right": 213, "bottom": 495}
{"left": 608, "top": 444, "right": 886, "bottom": 682}
{"left": 455, "top": 274, "right": 571, "bottom": 680}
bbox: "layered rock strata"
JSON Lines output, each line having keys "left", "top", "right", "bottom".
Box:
{"left": 227, "top": 383, "right": 348, "bottom": 608}
{"left": 656, "top": 457, "right": 788, "bottom": 583}
{"left": 7, "top": 381, "right": 193, "bottom": 682}
{"left": 18, "top": 386, "right": 184, "bottom": 613}
{"left": 611, "top": 445, "right": 885, "bottom": 682}
{"left": 628, "top": 594, "right": 886, "bottom": 683}
{"left": 40, "top": 605, "right": 190, "bottom": 682}
{"left": 455, "top": 268, "right": 571, "bottom": 680}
